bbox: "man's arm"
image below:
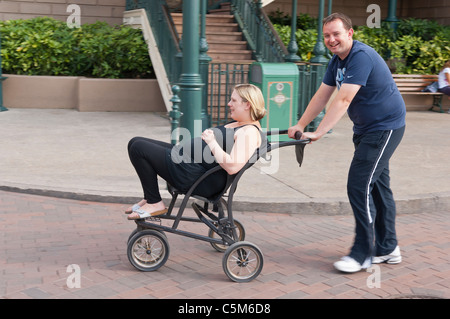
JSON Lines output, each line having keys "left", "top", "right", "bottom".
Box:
{"left": 303, "top": 83, "right": 361, "bottom": 141}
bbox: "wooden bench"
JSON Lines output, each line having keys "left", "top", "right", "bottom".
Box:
{"left": 392, "top": 74, "right": 444, "bottom": 113}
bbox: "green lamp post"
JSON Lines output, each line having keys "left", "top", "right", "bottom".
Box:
{"left": 178, "top": 0, "right": 204, "bottom": 137}
{"left": 310, "top": 0, "right": 328, "bottom": 64}
{"left": 285, "top": 0, "right": 301, "bottom": 62}
{"left": 385, "top": 0, "right": 400, "bottom": 30}
{"left": 199, "top": 0, "right": 212, "bottom": 129}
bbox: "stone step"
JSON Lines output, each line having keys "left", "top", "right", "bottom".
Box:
{"left": 207, "top": 50, "right": 253, "bottom": 61}
{"left": 174, "top": 12, "right": 253, "bottom": 63}
{"left": 208, "top": 40, "right": 248, "bottom": 51}
{"left": 175, "top": 23, "right": 239, "bottom": 33}
{"left": 171, "top": 12, "right": 234, "bottom": 24}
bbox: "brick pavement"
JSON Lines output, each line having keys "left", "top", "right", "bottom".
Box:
{"left": 1, "top": 190, "right": 449, "bottom": 299}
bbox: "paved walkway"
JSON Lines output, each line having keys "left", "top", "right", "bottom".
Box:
{"left": 0, "top": 108, "right": 449, "bottom": 300}
{"left": 0, "top": 190, "right": 449, "bottom": 299}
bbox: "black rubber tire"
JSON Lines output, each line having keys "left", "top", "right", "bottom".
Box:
{"left": 127, "top": 229, "right": 170, "bottom": 272}
{"left": 222, "top": 241, "right": 263, "bottom": 282}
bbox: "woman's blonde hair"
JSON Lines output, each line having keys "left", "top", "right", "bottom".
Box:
{"left": 233, "top": 83, "right": 266, "bottom": 121}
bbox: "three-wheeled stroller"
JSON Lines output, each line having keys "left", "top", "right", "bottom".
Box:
{"left": 126, "top": 130, "right": 309, "bottom": 282}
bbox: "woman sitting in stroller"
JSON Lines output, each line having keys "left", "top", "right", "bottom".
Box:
{"left": 126, "top": 84, "right": 267, "bottom": 220}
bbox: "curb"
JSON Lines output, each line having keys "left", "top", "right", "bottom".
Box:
{"left": 2, "top": 184, "right": 449, "bottom": 216}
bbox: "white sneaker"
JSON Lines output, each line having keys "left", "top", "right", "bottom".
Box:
{"left": 372, "top": 246, "right": 402, "bottom": 264}
{"left": 333, "top": 256, "right": 365, "bottom": 273}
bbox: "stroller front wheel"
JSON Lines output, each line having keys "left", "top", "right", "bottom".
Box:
{"left": 127, "top": 229, "right": 170, "bottom": 272}
{"left": 222, "top": 241, "right": 263, "bottom": 282}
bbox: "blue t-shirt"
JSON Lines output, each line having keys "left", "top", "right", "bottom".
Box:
{"left": 323, "top": 40, "right": 406, "bottom": 134}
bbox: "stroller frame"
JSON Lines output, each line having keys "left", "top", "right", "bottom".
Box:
{"left": 126, "top": 130, "right": 309, "bottom": 282}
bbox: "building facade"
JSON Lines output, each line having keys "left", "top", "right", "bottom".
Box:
{"left": 0, "top": 0, "right": 126, "bottom": 25}
{"left": 0, "top": 0, "right": 448, "bottom": 26}
{"left": 264, "top": 0, "right": 449, "bottom": 26}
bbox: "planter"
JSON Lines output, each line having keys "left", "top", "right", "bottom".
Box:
{"left": 2, "top": 74, "right": 165, "bottom": 112}
{"left": 3, "top": 74, "right": 78, "bottom": 109}
{"left": 78, "top": 78, "right": 165, "bottom": 112}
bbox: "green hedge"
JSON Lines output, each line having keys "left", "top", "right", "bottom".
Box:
{"left": 270, "top": 13, "right": 450, "bottom": 75}
{"left": 354, "top": 19, "right": 450, "bottom": 74}
{"left": 0, "top": 17, "right": 153, "bottom": 79}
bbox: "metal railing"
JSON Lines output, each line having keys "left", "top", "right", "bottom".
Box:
{"left": 126, "top": 0, "right": 181, "bottom": 84}
{"left": 297, "top": 62, "right": 327, "bottom": 132}
{"left": 208, "top": 62, "right": 252, "bottom": 125}
{"left": 231, "top": 0, "right": 287, "bottom": 62}
{"left": 207, "top": 62, "right": 327, "bottom": 128}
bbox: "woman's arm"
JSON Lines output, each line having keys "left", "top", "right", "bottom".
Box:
{"left": 202, "top": 126, "right": 260, "bottom": 175}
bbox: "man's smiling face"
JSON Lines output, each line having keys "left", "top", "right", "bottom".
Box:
{"left": 323, "top": 19, "right": 354, "bottom": 60}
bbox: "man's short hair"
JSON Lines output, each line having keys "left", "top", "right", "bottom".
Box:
{"left": 323, "top": 12, "right": 353, "bottom": 30}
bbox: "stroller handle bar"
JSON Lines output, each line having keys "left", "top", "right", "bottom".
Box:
{"left": 267, "top": 129, "right": 305, "bottom": 139}
{"left": 265, "top": 129, "right": 311, "bottom": 151}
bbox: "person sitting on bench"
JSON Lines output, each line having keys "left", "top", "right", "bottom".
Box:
{"left": 125, "top": 84, "right": 267, "bottom": 220}
{"left": 438, "top": 60, "right": 450, "bottom": 99}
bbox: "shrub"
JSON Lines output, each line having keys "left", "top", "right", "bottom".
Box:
{"left": 273, "top": 24, "right": 317, "bottom": 62}
{"left": 396, "top": 18, "right": 444, "bottom": 41}
{"left": 0, "top": 17, "right": 153, "bottom": 78}
{"left": 269, "top": 9, "right": 317, "bottom": 30}
{"left": 354, "top": 18, "right": 450, "bottom": 74}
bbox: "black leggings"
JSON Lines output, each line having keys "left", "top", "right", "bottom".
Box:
{"left": 128, "top": 137, "right": 175, "bottom": 203}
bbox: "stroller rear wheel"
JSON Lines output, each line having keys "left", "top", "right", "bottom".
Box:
{"left": 208, "top": 219, "right": 245, "bottom": 252}
{"left": 222, "top": 241, "right": 263, "bottom": 282}
{"left": 127, "top": 229, "right": 169, "bottom": 272}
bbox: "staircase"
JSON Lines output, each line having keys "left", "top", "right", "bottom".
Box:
{"left": 171, "top": 5, "right": 254, "bottom": 63}
{"left": 171, "top": 3, "right": 255, "bottom": 124}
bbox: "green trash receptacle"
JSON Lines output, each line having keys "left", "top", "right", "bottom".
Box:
{"left": 249, "top": 62, "right": 298, "bottom": 141}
